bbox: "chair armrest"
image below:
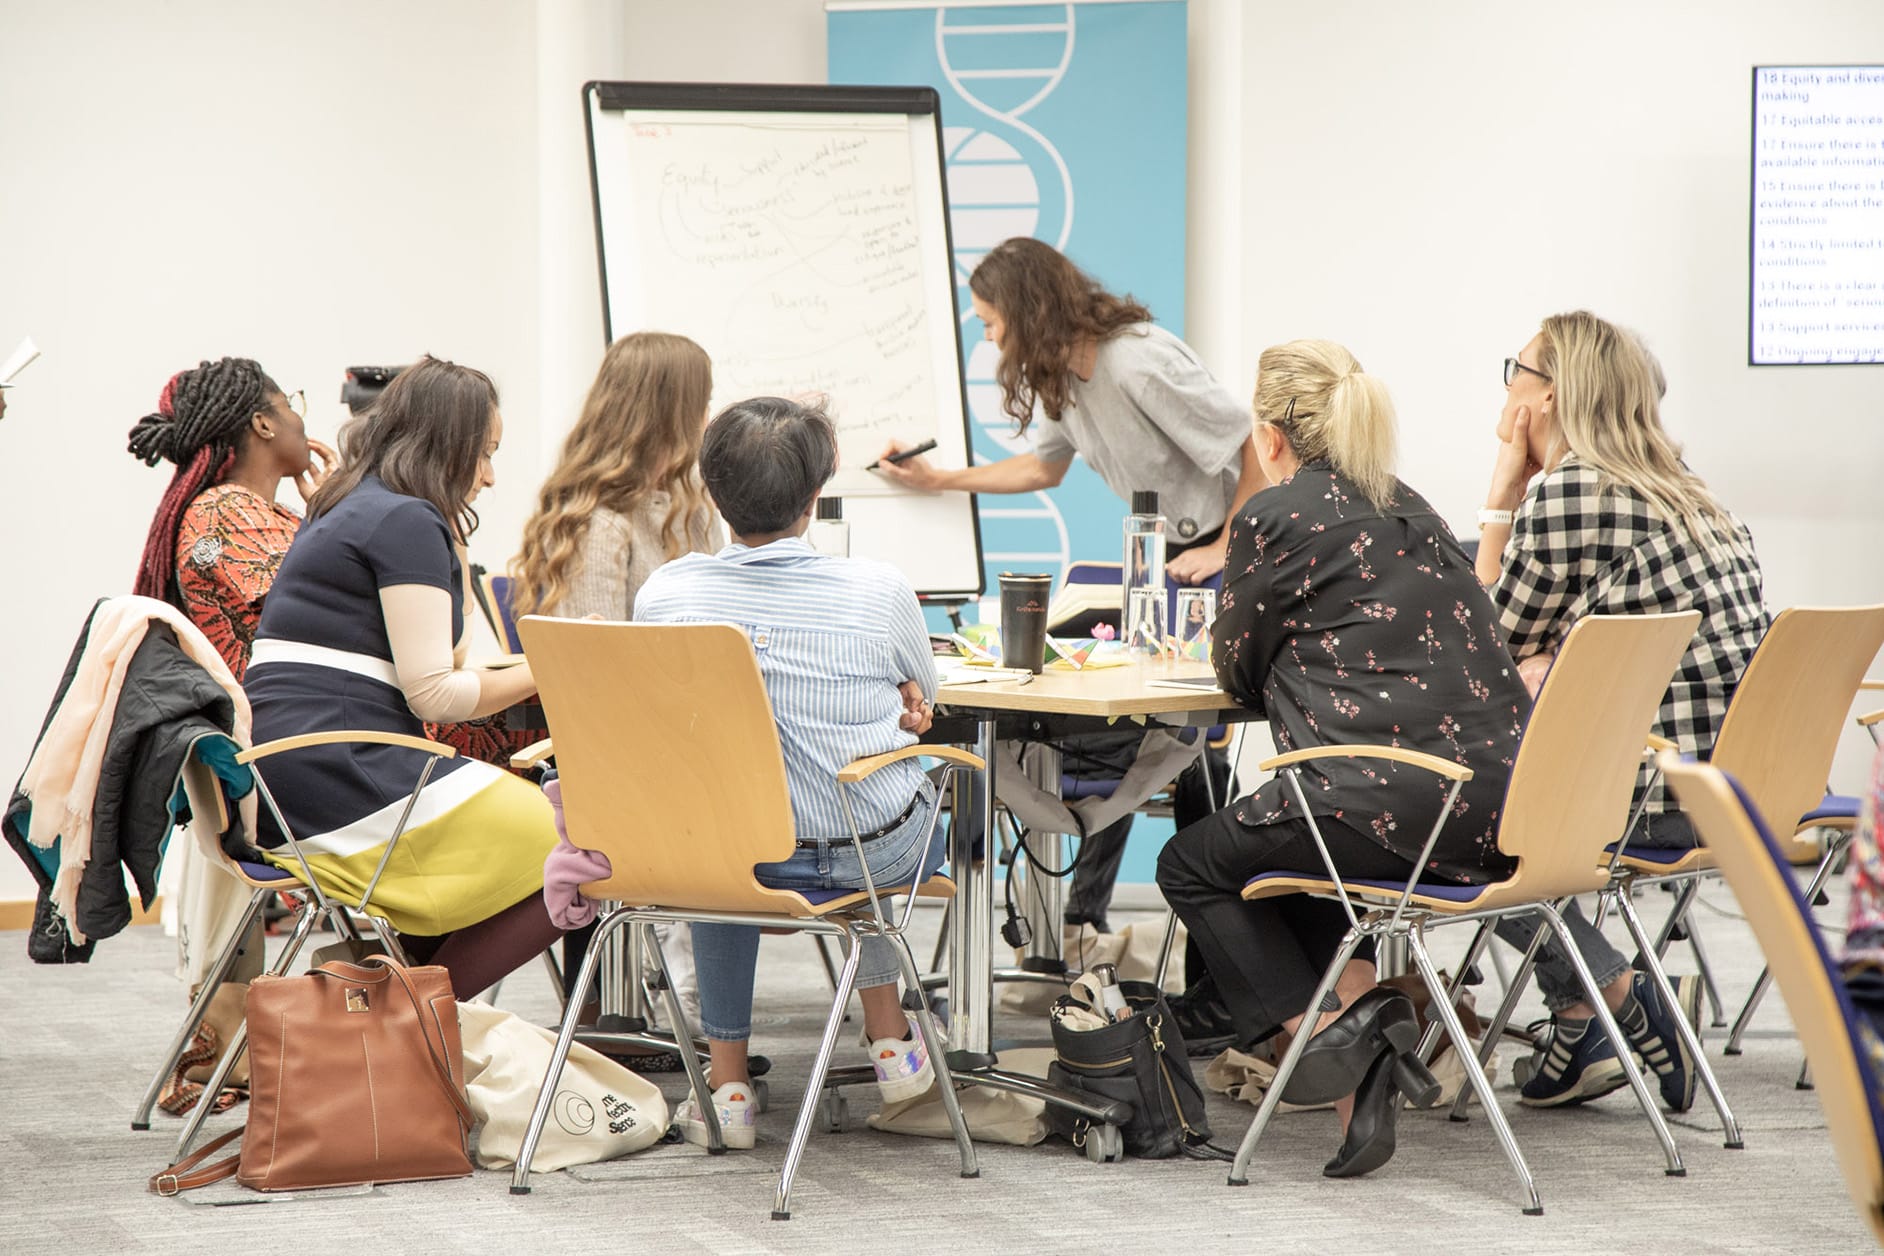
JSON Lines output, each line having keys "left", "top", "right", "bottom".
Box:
{"left": 838, "top": 744, "right": 985, "bottom": 783}
{"left": 1259, "top": 744, "right": 1472, "bottom": 782}
{"left": 510, "top": 737, "right": 555, "bottom": 769}
{"left": 1645, "top": 733, "right": 1676, "bottom": 752}
{"left": 1860, "top": 678, "right": 1883, "bottom": 691}
{"left": 1858, "top": 709, "right": 1883, "bottom": 728}
{"left": 238, "top": 730, "right": 458, "bottom": 764}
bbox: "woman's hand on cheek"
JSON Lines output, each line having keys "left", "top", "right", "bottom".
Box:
{"left": 1487, "top": 405, "right": 1540, "bottom": 511}
{"left": 295, "top": 438, "right": 338, "bottom": 504}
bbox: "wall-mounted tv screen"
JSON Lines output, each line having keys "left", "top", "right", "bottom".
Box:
{"left": 1750, "top": 65, "right": 1884, "bottom": 365}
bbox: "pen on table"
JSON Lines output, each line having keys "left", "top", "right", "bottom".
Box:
{"left": 865, "top": 439, "right": 939, "bottom": 471}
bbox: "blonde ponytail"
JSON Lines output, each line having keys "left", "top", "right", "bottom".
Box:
{"left": 1253, "top": 339, "right": 1399, "bottom": 509}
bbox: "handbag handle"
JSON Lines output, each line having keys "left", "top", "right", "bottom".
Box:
{"left": 315, "top": 956, "right": 475, "bottom": 1133}
{"left": 148, "top": 1128, "right": 243, "bottom": 1195}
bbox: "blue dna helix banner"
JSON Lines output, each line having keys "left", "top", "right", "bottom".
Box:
{"left": 829, "top": 1, "right": 1191, "bottom": 884}
{"left": 828, "top": 0, "right": 1190, "bottom": 599}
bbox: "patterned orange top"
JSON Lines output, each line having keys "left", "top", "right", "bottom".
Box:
{"left": 174, "top": 483, "right": 302, "bottom": 680}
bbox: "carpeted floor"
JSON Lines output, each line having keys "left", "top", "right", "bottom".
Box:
{"left": 0, "top": 883, "right": 1869, "bottom": 1255}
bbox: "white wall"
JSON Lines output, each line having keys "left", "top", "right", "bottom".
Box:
{"left": 0, "top": 1, "right": 551, "bottom": 903}
{"left": 1239, "top": 0, "right": 1884, "bottom": 788}
{"left": 2, "top": 1, "right": 1879, "bottom": 903}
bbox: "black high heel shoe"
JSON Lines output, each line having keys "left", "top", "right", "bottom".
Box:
{"left": 1324, "top": 1049, "right": 1400, "bottom": 1178}
{"left": 1282, "top": 988, "right": 1423, "bottom": 1105}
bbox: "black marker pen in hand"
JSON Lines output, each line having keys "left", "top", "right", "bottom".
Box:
{"left": 866, "top": 438, "right": 938, "bottom": 471}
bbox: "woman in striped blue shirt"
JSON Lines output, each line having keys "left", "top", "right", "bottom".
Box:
{"left": 636, "top": 396, "right": 944, "bottom": 1150}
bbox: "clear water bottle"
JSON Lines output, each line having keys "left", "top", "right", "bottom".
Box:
{"left": 1123, "top": 490, "right": 1167, "bottom": 655}
{"left": 808, "top": 497, "right": 850, "bottom": 557}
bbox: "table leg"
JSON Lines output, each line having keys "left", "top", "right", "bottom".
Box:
{"left": 946, "top": 717, "right": 998, "bottom": 1068}
{"left": 1017, "top": 743, "right": 1067, "bottom": 974}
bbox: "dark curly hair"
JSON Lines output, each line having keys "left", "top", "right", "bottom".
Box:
{"left": 127, "top": 357, "right": 278, "bottom": 603}
{"left": 969, "top": 238, "right": 1151, "bottom": 431}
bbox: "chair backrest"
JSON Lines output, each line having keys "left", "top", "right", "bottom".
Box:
{"left": 480, "top": 571, "right": 525, "bottom": 654}
{"left": 1487, "top": 611, "right": 1701, "bottom": 906}
{"left": 1662, "top": 753, "right": 1884, "bottom": 1245}
{"left": 517, "top": 615, "right": 811, "bottom": 914}
{"left": 1708, "top": 605, "right": 1884, "bottom": 838}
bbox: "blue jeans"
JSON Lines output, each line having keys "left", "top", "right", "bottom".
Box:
{"left": 1494, "top": 810, "right": 1698, "bottom": 1013}
{"left": 692, "top": 783, "right": 944, "bottom": 1042}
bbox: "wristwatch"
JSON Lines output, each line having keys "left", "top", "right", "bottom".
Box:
{"left": 1476, "top": 508, "right": 1515, "bottom": 528}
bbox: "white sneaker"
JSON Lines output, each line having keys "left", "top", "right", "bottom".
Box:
{"left": 869, "top": 1018, "right": 935, "bottom": 1103}
{"left": 675, "top": 1081, "right": 757, "bottom": 1150}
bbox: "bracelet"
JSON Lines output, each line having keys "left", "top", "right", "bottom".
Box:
{"left": 1476, "top": 508, "right": 1514, "bottom": 528}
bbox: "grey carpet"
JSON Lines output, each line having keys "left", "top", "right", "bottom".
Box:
{"left": 0, "top": 883, "right": 1870, "bottom": 1255}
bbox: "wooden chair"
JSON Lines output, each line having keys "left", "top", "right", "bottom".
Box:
{"left": 1226, "top": 611, "right": 1701, "bottom": 1214}
{"left": 478, "top": 569, "right": 525, "bottom": 653}
{"left": 507, "top": 616, "right": 981, "bottom": 1220}
{"left": 1661, "top": 751, "right": 1884, "bottom": 1246}
{"left": 1724, "top": 679, "right": 1884, "bottom": 1055}
{"left": 1590, "top": 608, "right": 1884, "bottom": 1061}
{"left": 154, "top": 730, "right": 458, "bottom": 1161}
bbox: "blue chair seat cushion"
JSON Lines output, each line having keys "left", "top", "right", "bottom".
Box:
{"left": 1242, "top": 870, "right": 1491, "bottom": 904}
{"left": 1802, "top": 795, "right": 1859, "bottom": 825}
{"left": 239, "top": 859, "right": 299, "bottom": 884}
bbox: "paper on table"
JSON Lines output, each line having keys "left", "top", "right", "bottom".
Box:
{"left": 0, "top": 337, "right": 39, "bottom": 385}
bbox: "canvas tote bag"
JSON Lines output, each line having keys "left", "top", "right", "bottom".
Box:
{"left": 457, "top": 1000, "right": 668, "bottom": 1170}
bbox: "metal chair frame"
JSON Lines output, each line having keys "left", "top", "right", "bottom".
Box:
{"left": 140, "top": 730, "right": 456, "bottom": 1160}
{"left": 507, "top": 617, "right": 980, "bottom": 1220}
{"left": 1225, "top": 612, "right": 1703, "bottom": 1214}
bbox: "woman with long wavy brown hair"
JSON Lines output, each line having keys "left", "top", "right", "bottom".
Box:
{"left": 511, "top": 331, "right": 720, "bottom": 620}
{"left": 509, "top": 331, "right": 721, "bottom": 1036}
{"left": 873, "top": 236, "right": 1264, "bottom": 585}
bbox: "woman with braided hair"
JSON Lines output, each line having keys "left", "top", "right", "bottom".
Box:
{"left": 127, "top": 357, "right": 333, "bottom": 678}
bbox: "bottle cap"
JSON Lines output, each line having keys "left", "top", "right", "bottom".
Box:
{"left": 816, "top": 497, "right": 844, "bottom": 520}
{"left": 1131, "top": 490, "right": 1160, "bottom": 516}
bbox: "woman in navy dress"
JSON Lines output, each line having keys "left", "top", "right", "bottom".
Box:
{"left": 246, "top": 357, "right": 559, "bottom": 998}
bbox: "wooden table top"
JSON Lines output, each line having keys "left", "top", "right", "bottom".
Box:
{"left": 936, "top": 658, "right": 1235, "bottom": 719}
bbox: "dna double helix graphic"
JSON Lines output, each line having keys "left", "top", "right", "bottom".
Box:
{"left": 935, "top": 5, "right": 1079, "bottom": 580}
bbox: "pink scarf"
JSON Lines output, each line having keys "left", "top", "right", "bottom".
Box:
{"left": 540, "top": 778, "right": 613, "bottom": 929}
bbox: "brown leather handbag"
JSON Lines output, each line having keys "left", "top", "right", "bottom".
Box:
{"left": 150, "top": 957, "right": 474, "bottom": 1194}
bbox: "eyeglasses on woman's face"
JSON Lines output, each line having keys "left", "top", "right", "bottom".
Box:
{"left": 1503, "top": 357, "right": 1551, "bottom": 388}
{"left": 280, "top": 388, "right": 307, "bottom": 418}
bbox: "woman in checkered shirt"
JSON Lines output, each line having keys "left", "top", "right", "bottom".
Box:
{"left": 1476, "top": 310, "right": 1769, "bottom": 1111}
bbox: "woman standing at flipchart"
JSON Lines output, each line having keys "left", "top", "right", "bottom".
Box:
{"left": 873, "top": 236, "right": 1264, "bottom": 584}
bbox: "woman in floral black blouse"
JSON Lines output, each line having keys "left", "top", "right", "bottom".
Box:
{"left": 1157, "top": 339, "right": 1529, "bottom": 1176}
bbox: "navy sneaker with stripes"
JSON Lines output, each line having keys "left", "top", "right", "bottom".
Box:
{"left": 1517, "top": 1015, "right": 1628, "bottom": 1107}
{"left": 1624, "top": 971, "right": 1701, "bottom": 1113}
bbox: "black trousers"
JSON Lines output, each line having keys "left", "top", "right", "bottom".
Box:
{"left": 1156, "top": 806, "right": 1415, "bottom": 1048}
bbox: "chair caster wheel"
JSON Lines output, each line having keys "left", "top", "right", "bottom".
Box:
{"left": 752, "top": 1078, "right": 771, "bottom": 1113}
{"left": 823, "top": 1091, "right": 849, "bottom": 1133}
{"left": 1082, "top": 1122, "right": 1124, "bottom": 1163}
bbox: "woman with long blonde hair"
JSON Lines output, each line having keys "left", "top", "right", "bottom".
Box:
{"left": 512, "top": 331, "right": 720, "bottom": 620}
{"left": 1475, "top": 310, "right": 1767, "bottom": 1112}
{"left": 510, "top": 331, "right": 721, "bottom": 1040}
